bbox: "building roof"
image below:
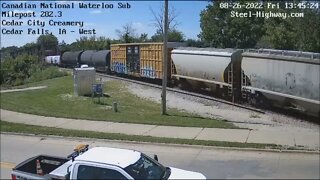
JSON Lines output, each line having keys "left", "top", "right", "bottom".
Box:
{"left": 75, "top": 147, "right": 141, "bottom": 168}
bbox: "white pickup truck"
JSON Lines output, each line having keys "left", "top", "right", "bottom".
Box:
{"left": 11, "top": 144, "right": 206, "bottom": 179}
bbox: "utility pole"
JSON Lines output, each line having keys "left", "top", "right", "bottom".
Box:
{"left": 162, "top": 0, "right": 169, "bottom": 115}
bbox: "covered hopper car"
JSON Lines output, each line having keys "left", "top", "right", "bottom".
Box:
{"left": 171, "top": 47, "right": 319, "bottom": 118}
{"left": 171, "top": 47, "right": 243, "bottom": 101}
{"left": 241, "top": 49, "right": 320, "bottom": 118}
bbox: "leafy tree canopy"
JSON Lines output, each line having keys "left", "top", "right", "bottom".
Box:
{"left": 199, "top": 0, "right": 265, "bottom": 48}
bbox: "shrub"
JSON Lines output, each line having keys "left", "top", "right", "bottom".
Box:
{"left": 1, "top": 54, "right": 67, "bottom": 87}
{"left": 27, "top": 66, "right": 68, "bottom": 83}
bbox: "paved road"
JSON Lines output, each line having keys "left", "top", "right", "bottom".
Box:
{"left": 1, "top": 134, "right": 319, "bottom": 179}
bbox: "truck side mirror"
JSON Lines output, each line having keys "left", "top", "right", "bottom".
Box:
{"left": 154, "top": 154, "right": 158, "bottom": 161}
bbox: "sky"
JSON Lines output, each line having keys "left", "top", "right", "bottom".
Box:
{"left": 0, "top": 0, "right": 209, "bottom": 48}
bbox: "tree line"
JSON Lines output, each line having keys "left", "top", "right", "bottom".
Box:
{"left": 199, "top": 0, "right": 320, "bottom": 52}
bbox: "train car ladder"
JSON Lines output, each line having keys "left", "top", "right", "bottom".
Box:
{"left": 241, "top": 70, "right": 247, "bottom": 99}
{"left": 227, "top": 64, "right": 233, "bottom": 97}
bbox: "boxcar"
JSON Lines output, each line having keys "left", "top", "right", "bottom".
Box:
{"left": 110, "top": 42, "right": 185, "bottom": 79}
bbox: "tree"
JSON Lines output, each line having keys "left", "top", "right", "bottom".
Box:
{"left": 115, "top": 23, "right": 138, "bottom": 43}
{"left": 22, "top": 43, "right": 38, "bottom": 56}
{"left": 58, "top": 40, "right": 70, "bottom": 54}
{"left": 295, "top": 9, "right": 320, "bottom": 52}
{"left": 68, "top": 36, "right": 112, "bottom": 51}
{"left": 150, "top": 4, "right": 180, "bottom": 34}
{"left": 199, "top": 1, "right": 265, "bottom": 48}
{"left": 138, "top": 33, "right": 149, "bottom": 42}
{"left": 0, "top": 46, "right": 20, "bottom": 59}
{"left": 150, "top": 4, "right": 184, "bottom": 42}
{"left": 185, "top": 39, "right": 207, "bottom": 47}
{"left": 151, "top": 29, "right": 185, "bottom": 42}
{"left": 0, "top": 54, "right": 39, "bottom": 86}
{"left": 37, "top": 34, "right": 59, "bottom": 58}
{"left": 261, "top": 8, "right": 320, "bottom": 52}
{"left": 262, "top": 17, "right": 296, "bottom": 50}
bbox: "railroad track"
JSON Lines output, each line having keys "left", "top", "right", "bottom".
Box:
{"left": 96, "top": 73, "right": 266, "bottom": 114}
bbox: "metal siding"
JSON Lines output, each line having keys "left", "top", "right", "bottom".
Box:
{"left": 92, "top": 50, "right": 110, "bottom": 71}
{"left": 61, "top": 51, "right": 83, "bottom": 67}
{"left": 73, "top": 68, "right": 96, "bottom": 96}
{"left": 242, "top": 56, "right": 319, "bottom": 100}
{"left": 140, "top": 44, "right": 164, "bottom": 79}
{"left": 111, "top": 43, "right": 177, "bottom": 79}
{"left": 242, "top": 55, "right": 320, "bottom": 117}
{"left": 80, "top": 50, "right": 96, "bottom": 66}
{"left": 111, "top": 45, "right": 127, "bottom": 74}
{"left": 172, "top": 51, "right": 232, "bottom": 83}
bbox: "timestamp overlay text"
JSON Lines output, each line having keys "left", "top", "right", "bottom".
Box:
{"left": 219, "top": 1, "right": 319, "bottom": 19}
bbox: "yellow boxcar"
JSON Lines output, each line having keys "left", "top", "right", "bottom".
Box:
{"left": 110, "top": 44, "right": 127, "bottom": 74}
{"left": 110, "top": 42, "right": 184, "bottom": 80}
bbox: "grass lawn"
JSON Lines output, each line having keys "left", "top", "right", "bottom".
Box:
{"left": 1, "top": 121, "right": 278, "bottom": 149}
{"left": 0, "top": 76, "right": 238, "bottom": 128}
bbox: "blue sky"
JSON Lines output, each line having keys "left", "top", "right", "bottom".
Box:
{"left": 1, "top": 0, "right": 209, "bottom": 48}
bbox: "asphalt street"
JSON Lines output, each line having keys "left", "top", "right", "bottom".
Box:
{"left": 1, "top": 134, "right": 319, "bottom": 179}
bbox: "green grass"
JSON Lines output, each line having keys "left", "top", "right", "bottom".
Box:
{"left": 0, "top": 121, "right": 278, "bottom": 149}
{"left": 0, "top": 76, "right": 237, "bottom": 128}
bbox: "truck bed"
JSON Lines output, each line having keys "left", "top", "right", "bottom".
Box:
{"left": 12, "top": 155, "right": 69, "bottom": 179}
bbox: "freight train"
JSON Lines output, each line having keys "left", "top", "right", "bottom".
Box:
{"left": 54, "top": 42, "right": 320, "bottom": 119}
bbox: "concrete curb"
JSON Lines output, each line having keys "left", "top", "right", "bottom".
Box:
{"left": 2, "top": 132, "right": 319, "bottom": 154}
